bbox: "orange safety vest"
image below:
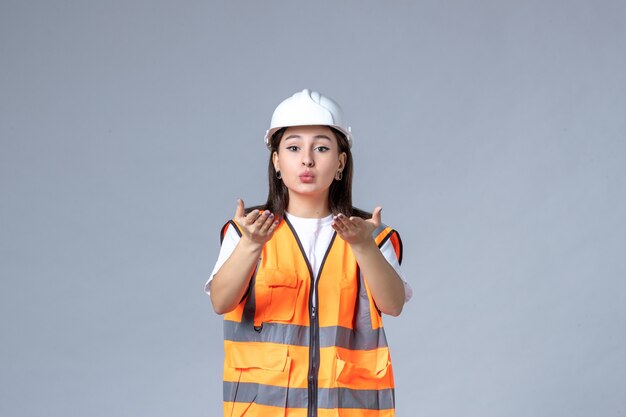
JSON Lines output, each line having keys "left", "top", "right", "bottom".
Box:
{"left": 220, "top": 217, "right": 403, "bottom": 417}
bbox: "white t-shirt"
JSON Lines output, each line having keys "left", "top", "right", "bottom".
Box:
{"left": 206, "top": 212, "right": 412, "bottom": 302}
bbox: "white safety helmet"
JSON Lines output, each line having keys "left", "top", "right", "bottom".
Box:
{"left": 264, "top": 89, "right": 353, "bottom": 149}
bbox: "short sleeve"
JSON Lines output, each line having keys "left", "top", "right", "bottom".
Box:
{"left": 379, "top": 233, "right": 413, "bottom": 303}
{"left": 204, "top": 224, "right": 241, "bottom": 294}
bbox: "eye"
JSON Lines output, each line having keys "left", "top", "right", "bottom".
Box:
{"left": 315, "top": 146, "right": 330, "bottom": 152}
{"left": 285, "top": 145, "right": 299, "bottom": 152}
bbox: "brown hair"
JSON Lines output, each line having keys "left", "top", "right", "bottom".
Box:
{"left": 247, "top": 127, "right": 370, "bottom": 220}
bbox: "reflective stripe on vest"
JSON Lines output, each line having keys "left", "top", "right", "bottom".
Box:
{"left": 221, "top": 217, "right": 402, "bottom": 417}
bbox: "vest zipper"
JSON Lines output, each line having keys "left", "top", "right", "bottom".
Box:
{"left": 302, "top": 242, "right": 321, "bottom": 417}
{"left": 283, "top": 217, "right": 335, "bottom": 417}
{"left": 308, "top": 304, "right": 319, "bottom": 417}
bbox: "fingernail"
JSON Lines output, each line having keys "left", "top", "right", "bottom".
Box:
{"left": 264, "top": 211, "right": 270, "bottom": 216}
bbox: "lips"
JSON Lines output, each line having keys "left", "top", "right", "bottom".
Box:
{"left": 299, "top": 172, "right": 315, "bottom": 183}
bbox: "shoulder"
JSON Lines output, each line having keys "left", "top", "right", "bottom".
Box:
{"left": 371, "top": 222, "right": 401, "bottom": 241}
{"left": 219, "top": 220, "right": 242, "bottom": 243}
{"left": 372, "top": 223, "right": 403, "bottom": 265}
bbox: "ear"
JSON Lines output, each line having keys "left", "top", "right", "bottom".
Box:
{"left": 272, "top": 151, "right": 280, "bottom": 171}
{"left": 338, "top": 152, "right": 347, "bottom": 171}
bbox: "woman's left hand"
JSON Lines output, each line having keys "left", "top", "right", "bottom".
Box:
{"left": 331, "top": 206, "right": 382, "bottom": 247}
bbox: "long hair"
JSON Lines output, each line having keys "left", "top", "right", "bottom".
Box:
{"left": 247, "top": 127, "right": 370, "bottom": 220}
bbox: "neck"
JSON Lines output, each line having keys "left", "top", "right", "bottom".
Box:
{"left": 286, "top": 192, "right": 331, "bottom": 218}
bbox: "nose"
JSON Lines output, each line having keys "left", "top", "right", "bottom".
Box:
{"left": 301, "top": 152, "right": 314, "bottom": 167}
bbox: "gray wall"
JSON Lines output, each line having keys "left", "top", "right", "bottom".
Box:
{"left": 1, "top": 1, "right": 624, "bottom": 416}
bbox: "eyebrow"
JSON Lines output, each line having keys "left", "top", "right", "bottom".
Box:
{"left": 283, "top": 134, "right": 333, "bottom": 141}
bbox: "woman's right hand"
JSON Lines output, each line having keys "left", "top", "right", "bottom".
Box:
{"left": 234, "top": 199, "right": 280, "bottom": 246}
{"left": 211, "top": 200, "right": 279, "bottom": 315}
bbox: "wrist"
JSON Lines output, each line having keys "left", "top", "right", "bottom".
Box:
{"left": 239, "top": 236, "right": 265, "bottom": 253}
{"left": 349, "top": 237, "right": 377, "bottom": 254}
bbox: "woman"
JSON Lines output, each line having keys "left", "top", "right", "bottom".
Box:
{"left": 206, "top": 89, "right": 411, "bottom": 417}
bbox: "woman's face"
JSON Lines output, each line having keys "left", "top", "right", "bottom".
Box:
{"left": 273, "top": 125, "right": 346, "bottom": 200}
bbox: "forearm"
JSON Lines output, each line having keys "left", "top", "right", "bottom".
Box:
{"left": 351, "top": 238, "right": 405, "bottom": 316}
{"left": 210, "top": 238, "right": 263, "bottom": 314}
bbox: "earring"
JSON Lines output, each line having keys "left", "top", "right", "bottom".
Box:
{"left": 276, "top": 170, "right": 282, "bottom": 179}
{"left": 335, "top": 170, "right": 343, "bottom": 181}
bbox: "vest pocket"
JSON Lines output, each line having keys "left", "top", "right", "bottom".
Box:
{"left": 256, "top": 268, "right": 301, "bottom": 323}
{"left": 333, "top": 351, "right": 394, "bottom": 412}
{"left": 335, "top": 350, "right": 392, "bottom": 388}
{"left": 225, "top": 343, "right": 292, "bottom": 417}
